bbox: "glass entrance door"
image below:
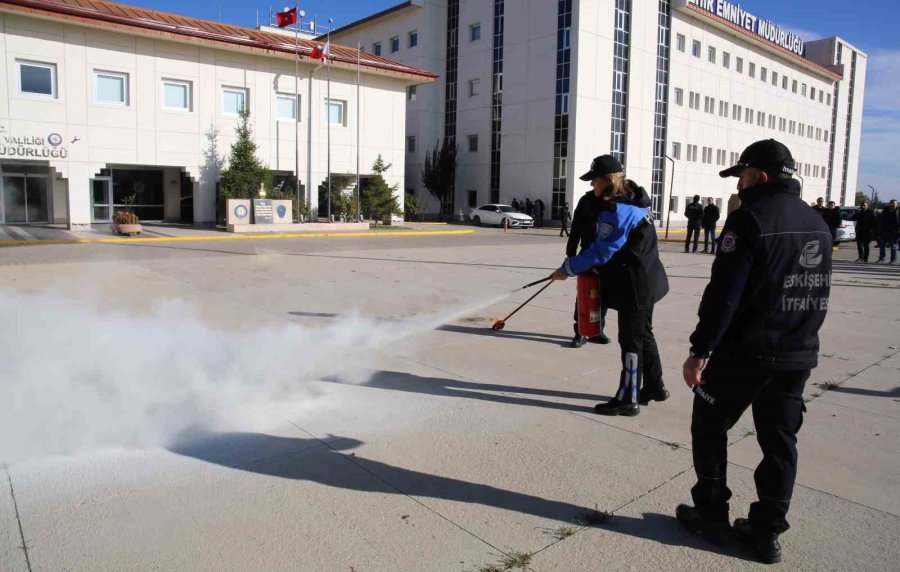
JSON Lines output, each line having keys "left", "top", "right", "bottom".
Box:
{"left": 1, "top": 174, "right": 49, "bottom": 224}
{"left": 91, "top": 177, "right": 113, "bottom": 222}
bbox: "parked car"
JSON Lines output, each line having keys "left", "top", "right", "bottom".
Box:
{"left": 837, "top": 206, "right": 857, "bottom": 242}
{"left": 470, "top": 204, "right": 534, "bottom": 228}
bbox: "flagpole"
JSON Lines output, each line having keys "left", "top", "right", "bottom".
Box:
{"left": 293, "top": 1, "right": 300, "bottom": 221}
{"left": 326, "top": 19, "right": 332, "bottom": 222}
{"left": 356, "top": 41, "right": 361, "bottom": 223}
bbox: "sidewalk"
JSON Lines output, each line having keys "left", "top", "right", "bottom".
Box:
{"left": 0, "top": 222, "right": 472, "bottom": 247}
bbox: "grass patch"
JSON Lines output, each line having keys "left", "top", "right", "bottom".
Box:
{"left": 816, "top": 380, "right": 841, "bottom": 391}
{"left": 548, "top": 525, "right": 578, "bottom": 540}
{"left": 476, "top": 551, "right": 533, "bottom": 572}
{"left": 579, "top": 507, "right": 614, "bottom": 525}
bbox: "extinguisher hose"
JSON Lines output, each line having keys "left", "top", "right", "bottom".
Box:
{"left": 500, "top": 280, "right": 553, "bottom": 323}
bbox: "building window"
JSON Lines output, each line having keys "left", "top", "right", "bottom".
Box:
{"left": 779, "top": 117, "right": 786, "bottom": 131}
{"left": 708, "top": 46, "right": 716, "bottom": 63}
{"left": 324, "top": 98, "right": 346, "bottom": 125}
{"left": 467, "top": 190, "right": 478, "bottom": 208}
{"left": 819, "top": 91, "right": 824, "bottom": 103}
{"left": 94, "top": 71, "right": 128, "bottom": 105}
{"left": 824, "top": 130, "right": 829, "bottom": 141}
{"left": 810, "top": 87, "right": 816, "bottom": 100}
{"left": 745, "top": 107, "right": 752, "bottom": 123}
{"left": 390, "top": 36, "right": 400, "bottom": 53}
{"left": 222, "top": 87, "right": 247, "bottom": 115}
{"left": 669, "top": 195, "right": 679, "bottom": 212}
{"left": 799, "top": 123, "right": 805, "bottom": 137}
{"left": 162, "top": 79, "right": 191, "bottom": 110}
{"left": 275, "top": 93, "right": 298, "bottom": 121}
{"left": 758, "top": 111, "right": 764, "bottom": 126}
{"left": 732, "top": 104, "right": 740, "bottom": 120}
{"left": 768, "top": 115, "right": 776, "bottom": 129}
{"left": 470, "top": 23, "right": 481, "bottom": 42}
{"left": 760, "top": 67, "right": 767, "bottom": 82}
{"left": 409, "top": 30, "right": 418, "bottom": 48}
{"left": 676, "top": 33, "right": 685, "bottom": 52}
{"left": 792, "top": 79, "right": 798, "bottom": 93}
{"left": 672, "top": 141, "right": 681, "bottom": 160}
{"left": 748, "top": 62, "right": 756, "bottom": 78}
{"left": 674, "top": 88, "right": 683, "bottom": 106}
{"left": 782, "top": 76, "right": 788, "bottom": 90}
{"left": 772, "top": 71, "right": 778, "bottom": 86}
{"left": 407, "top": 85, "right": 417, "bottom": 101}
{"left": 468, "top": 78, "right": 480, "bottom": 97}
{"left": 801, "top": 83, "right": 807, "bottom": 96}
{"left": 468, "top": 134, "right": 478, "bottom": 152}
{"left": 17, "top": 60, "right": 57, "bottom": 97}
{"left": 407, "top": 136, "right": 416, "bottom": 153}
{"left": 735, "top": 57, "right": 744, "bottom": 73}
{"left": 373, "top": 42, "right": 382, "bottom": 56}
{"left": 827, "top": 93, "right": 832, "bottom": 106}
{"left": 692, "top": 40, "right": 701, "bottom": 58}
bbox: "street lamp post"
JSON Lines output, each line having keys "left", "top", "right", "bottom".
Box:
{"left": 664, "top": 155, "right": 675, "bottom": 239}
{"left": 867, "top": 185, "right": 876, "bottom": 203}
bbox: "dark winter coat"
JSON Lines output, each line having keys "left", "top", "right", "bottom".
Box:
{"left": 689, "top": 178, "right": 832, "bottom": 370}
{"left": 567, "top": 190, "right": 603, "bottom": 257}
{"left": 822, "top": 207, "right": 841, "bottom": 231}
{"left": 855, "top": 208, "right": 876, "bottom": 240}
{"left": 684, "top": 200, "right": 704, "bottom": 228}
{"left": 878, "top": 207, "right": 900, "bottom": 236}
{"left": 702, "top": 204, "right": 720, "bottom": 229}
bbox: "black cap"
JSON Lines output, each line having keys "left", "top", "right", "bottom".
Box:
{"left": 719, "top": 139, "right": 797, "bottom": 178}
{"left": 580, "top": 155, "right": 624, "bottom": 181}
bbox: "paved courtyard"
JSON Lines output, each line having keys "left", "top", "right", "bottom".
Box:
{"left": 1, "top": 227, "right": 898, "bottom": 571}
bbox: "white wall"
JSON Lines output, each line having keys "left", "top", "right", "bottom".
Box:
{"left": 0, "top": 10, "right": 417, "bottom": 227}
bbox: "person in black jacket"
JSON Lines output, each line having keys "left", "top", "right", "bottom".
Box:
{"left": 559, "top": 202, "right": 571, "bottom": 237}
{"left": 684, "top": 195, "right": 703, "bottom": 252}
{"left": 567, "top": 189, "right": 610, "bottom": 348}
{"left": 525, "top": 198, "right": 534, "bottom": 217}
{"left": 677, "top": 140, "right": 832, "bottom": 564}
{"left": 701, "top": 198, "right": 720, "bottom": 254}
{"left": 551, "top": 155, "right": 670, "bottom": 416}
{"left": 823, "top": 201, "right": 841, "bottom": 250}
{"left": 535, "top": 199, "right": 545, "bottom": 228}
{"left": 876, "top": 199, "right": 899, "bottom": 264}
{"left": 854, "top": 201, "right": 876, "bottom": 263}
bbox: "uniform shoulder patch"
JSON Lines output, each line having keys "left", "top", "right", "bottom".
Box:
{"left": 598, "top": 222, "right": 615, "bottom": 239}
{"left": 719, "top": 231, "right": 738, "bottom": 254}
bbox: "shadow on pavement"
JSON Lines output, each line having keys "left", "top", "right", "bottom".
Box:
{"left": 169, "top": 432, "right": 746, "bottom": 559}
{"left": 828, "top": 385, "right": 900, "bottom": 398}
{"left": 325, "top": 370, "right": 608, "bottom": 414}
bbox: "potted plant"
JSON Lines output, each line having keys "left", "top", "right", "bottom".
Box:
{"left": 112, "top": 210, "right": 142, "bottom": 236}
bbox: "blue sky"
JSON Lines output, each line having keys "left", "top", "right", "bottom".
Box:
{"left": 133, "top": 0, "right": 899, "bottom": 201}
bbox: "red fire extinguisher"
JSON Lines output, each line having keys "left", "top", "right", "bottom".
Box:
{"left": 577, "top": 273, "right": 603, "bottom": 338}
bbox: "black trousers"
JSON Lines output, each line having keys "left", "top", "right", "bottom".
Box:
{"left": 613, "top": 305, "right": 663, "bottom": 403}
{"left": 856, "top": 234, "right": 870, "bottom": 261}
{"left": 560, "top": 224, "right": 569, "bottom": 237}
{"left": 690, "top": 357, "right": 808, "bottom": 534}
{"left": 685, "top": 225, "right": 701, "bottom": 252}
{"left": 572, "top": 299, "right": 608, "bottom": 337}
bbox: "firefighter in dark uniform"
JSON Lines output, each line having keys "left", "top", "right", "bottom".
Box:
{"left": 567, "top": 187, "right": 611, "bottom": 348}
{"left": 551, "top": 155, "right": 670, "bottom": 415}
{"left": 677, "top": 140, "right": 832, "bottom": 564}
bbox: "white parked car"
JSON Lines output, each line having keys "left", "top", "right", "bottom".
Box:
{"left": 470, "top": 204, "right": 534, "bottom": 228}
{"left": 837, "top": 206, "right": 857, "bottom": 243}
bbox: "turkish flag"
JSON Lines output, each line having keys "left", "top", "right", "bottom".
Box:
{"left": 276, "top": 7, "right": 297, "bottom": 28}
{"left": 310, "top": 41, "right": 329, "bottom": 61}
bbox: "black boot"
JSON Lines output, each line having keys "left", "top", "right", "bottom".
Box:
{"left": 569, "top": 335, "right": 588, "bottom": 348}
{"left": 589, "top": 333, "right": 611, "bottom": 344}
{"left": 733, "top": 518, "right": 782, "bottom": 564}
{"left": 676, "top": 504, "right": 732, "bottom": 545}
{"left": 594, "top": 398, "right": 639, "bottom": 416}
{"left": 638, "top": 385, "right": 670, "bottom": 405}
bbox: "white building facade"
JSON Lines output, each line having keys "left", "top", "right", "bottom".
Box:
{"left": 330, "top": 0, "right": 866, "bottom": 223}
{"left": 0, "top": 0, "right": 434, "bottom": 228}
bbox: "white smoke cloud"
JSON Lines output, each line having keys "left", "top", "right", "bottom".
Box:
{"left": 0, "top": 289, "right": 508, "bottom": 464}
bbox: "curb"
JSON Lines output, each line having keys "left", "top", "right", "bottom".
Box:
{"left": 0, "top": 229, "right": 476, "bottom": 248}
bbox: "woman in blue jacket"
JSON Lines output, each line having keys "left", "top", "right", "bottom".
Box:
{"left": 551, "top": 155, "right": 670, "bottom": 416}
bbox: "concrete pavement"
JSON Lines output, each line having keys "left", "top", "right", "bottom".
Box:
{"left": 0, "top": 229, "right": 897, "bottom": 571}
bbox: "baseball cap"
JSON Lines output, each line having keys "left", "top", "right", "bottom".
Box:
{"left": 580, "top": 155, "right": 624, "bottom": 181}
{"left": 719, "top": 139, "right": 797, "bottom": 178}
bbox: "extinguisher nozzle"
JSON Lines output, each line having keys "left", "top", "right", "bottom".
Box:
{"left": 491, "top": 320, "right": 505, "bottom": 331}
